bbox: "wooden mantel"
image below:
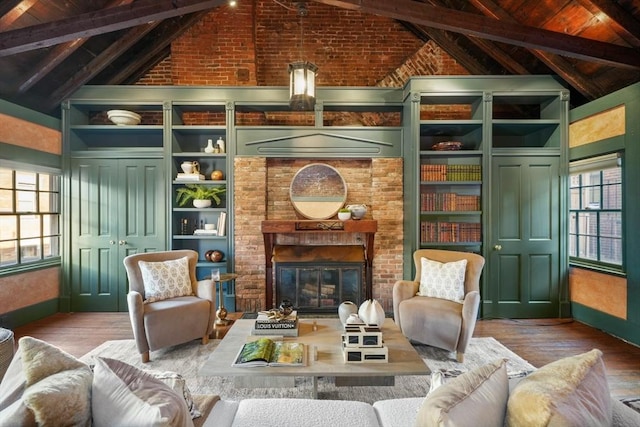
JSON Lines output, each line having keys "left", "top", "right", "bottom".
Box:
{"left": 261, "top": 220, "right": 378, "bottom": 309}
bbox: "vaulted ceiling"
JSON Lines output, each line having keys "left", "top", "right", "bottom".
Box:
{"left": 0, "top": 0, "right": 639, "bottom": 117}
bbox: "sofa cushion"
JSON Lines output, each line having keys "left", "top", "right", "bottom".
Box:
{"left": 139, "top": 256, "right": 193, "bottom": 303}
{"left": 92, "top": 357, "right": 194, "bottom": 427}
{"left": 151, "top": 370, "right": 201, "bottom": 419}
{"left": 506, "top": 349, "right": 612, "bottom": 427}
{"left": 230, "top": 398, "right": 380, "bottom": 427}
{"left": 415, "top": 359, "right": 509, "bottom": 427}
{"left": 418, "top": 257, "right": 467, "bottom": 303}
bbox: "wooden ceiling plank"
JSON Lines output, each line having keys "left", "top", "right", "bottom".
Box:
{"left": 46, "top": 22, "right": 159, "bottom": 110}
{"left": 576, "top": 0, "right": 640, "bottom": 47}
{"left": 310, "top": 0, "right": 640, "bottom": 69}
{"left": 0, "top": 1, "right": 23, "bottom": 20}
{"left": 468, "top": 0, "right": 605, "bottom": 99}
{"left": 0, "top": 0, "right": 37, "bottom": 29}
{"left": 105, "top": 11, "right": 208, "bottom": 85}
{"left": 466, "top": 36, "right": 529, "bottom": 75}
{"left": 15, "top": 0, "right": 136, "bottom": 93}
{"left": 0, "top": 0, "right": 225, "bottom": 57}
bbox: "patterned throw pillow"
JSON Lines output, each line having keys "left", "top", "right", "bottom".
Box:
{"left": 139, "top": 257, "right": 193, "bottom": 303}
{"left": 417, "top": 257, "right": 467, "bottom": 303}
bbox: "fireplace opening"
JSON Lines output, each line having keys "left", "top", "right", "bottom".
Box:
{"left": 274, "top": 245, "right": 366, "bottom": 314}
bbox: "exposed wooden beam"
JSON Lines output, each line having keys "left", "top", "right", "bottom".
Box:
{"left": 0, "top": 0, "right": 225, "bottom": 57}
{"left": 468, "top": 0, "right": 606, "bottom": 99}
{"left": 0, "top": 0, "right": 36, "bottom": 28}
{"left": 15, "top": 0, "right": 136, "bottom": 93}
{"left": 576, "top": 0, "right": 640, "bottom": 48}
{"left": 46, "top": 22, "right": 159, "bottom": 111}
{"left": 466, "top": 36, "right": 529, "bottom": 75}
{"left": 310, "top": 0, "right": 640, "bottom": 69}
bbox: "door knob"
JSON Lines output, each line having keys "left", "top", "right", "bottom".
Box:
{"left": 109, "top": 240, "right": 115, "bottom": 245}
{"left": 119, "top": 240, "right": 127, "bottom": 245}
{"left": 494, "top": 244, "right": 502, "bottom": 251}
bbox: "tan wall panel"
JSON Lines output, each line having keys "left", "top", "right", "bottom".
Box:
{"left": 0, "top": 267, "right": 60, "bottom": 314}
{"left": 569, "top": 267, "right": 626, "bottom": 319}
{"left": 569, "top": 105, "right": 625, "bottom": 148}
{"left": 0, "top": 113, "right": 61, "bottom": 155}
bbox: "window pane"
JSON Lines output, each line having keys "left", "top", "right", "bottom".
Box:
{"left": 580, "top": 235, "right": 599, "bottom": 261}
{"left": 581, "top": 187, "right": 600, "bottom": 209}
{"left": 20, "top": 238, "right": 41, "bottom": 262}
{"left": 0, "top": 189, "right": 13, "bottom": 212}
{"left": 602, "top": 183, "right": 622, "bottom": 209}
{"left": 569, "top": 234, "right": 577, "bottom": 257}
{"left": 0, "top": 169, "right": 12, "bottom": 189}
{"left": 39, "top": 192, "right": 59, "bottom": 213}
{"left": 16, "top": 190, "right": 36, "bottom": 212}
{"left": 15, "top": 172, "right": 36, "bottom": 190}
{"left": 569, "top": 188, "right": 580, "bottom": 210}
{"left": 577, "top": 212, "right": 598, "bottom": 235}
{"left": 599, "top": 212, "right": 622, "bottom": 238}
{"left": 0, "top": 240, "right": 17, "bottom": 266}
{"left": 43, "top": 215, "right": 59, "bottom": 236}
{"left": 569, "top": 212, "right": 577, "bottom": 234}
{"left": 0, "top": 215, "right": 17, "bottom": 239}
{"left": 600, "top": 237, "right": 622, "bottom": 264}
{"left": 20, "top": 215, "right": 41, "bottom": 238}
{"left": 569, "top": 174, "right": 580, "bottom": 188}
{"left": 43, "top": 236, "right": 60, "bottom": 258}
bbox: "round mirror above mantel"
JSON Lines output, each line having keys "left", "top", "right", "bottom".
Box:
{"left": 289, "top": 163, "right": 347, "bottom": 219}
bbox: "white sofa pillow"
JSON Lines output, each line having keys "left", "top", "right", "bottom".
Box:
{"left": 139, "top": 256, "right": 193, "bottom": 303}
{"left": 418, "top": 257, "right": 467, "bottom": 302}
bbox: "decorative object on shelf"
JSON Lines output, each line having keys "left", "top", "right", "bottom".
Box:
{"left": 337, "top": 208, "right": 351, "bottom": 221}
{"left": 210, "top": 170, "right": 224, "bottom": 180}
{"left": 216, "top": 137, "right": 226, "bottom": 153}
{"left": 181, "top": 161, "right": 200, "bottom": 175}
{"left": 358, "top": 299, "right": 385, "bottom": 326}
{"left": 175, "top": 184, "right": 226, "bottom": 207}
{"left": 204, "top": 139, "right": 215, "bottom": 153}
{"left": 345, "top": 313, "right": 364, "bottom": 325}
{"left": 279, "top": 299, "right": 294, "bottom": 316}
{"left": 288, "top": 2, "right": 317, "bottom": 111}
{"left": 290, "top": 163, "right": 347, "bottom": 220}
{"left": 431, "top": 141, "right": 463, "bottom": 151}
{"left": 338, "top": 301, "right": 358, "bottom": 325}
{"left": 205, "top": 249, "right": 224, "bottom": 262}
{"left": 180, "top": 218, "right": 190, "bottom": 235}
{"left": 192, "top": 199, "right": 212, "bottom": 208}
{"left": 106, "top": 109, "right": 141, "bottom": 126}
{"left": 346, "top": 204, "right": 367, "bottom": 220}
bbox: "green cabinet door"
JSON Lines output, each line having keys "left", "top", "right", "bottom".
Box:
{"left": 70, "top": 158, "right": 166, "bottom": 312}
{"left": 486, "top": 155, "right": 560, "bottom": 318}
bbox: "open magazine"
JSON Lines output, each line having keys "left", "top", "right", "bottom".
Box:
{"left": 232, "top": 337, "right": 306, "bottom": 367}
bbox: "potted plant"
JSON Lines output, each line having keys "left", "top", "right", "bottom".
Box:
{"left": 176, "top": 184, "right": 226, "bottom": 208}
{"left": 338, "top": 208, "right": 351, "bottom": 221}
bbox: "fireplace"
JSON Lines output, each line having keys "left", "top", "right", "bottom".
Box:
{"left": 274, "top": 245, "right": 365, "bottom": 313}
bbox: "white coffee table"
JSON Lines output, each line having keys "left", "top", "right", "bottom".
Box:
{"left": 199, "top": 318, "right": 430, "bottom": 398}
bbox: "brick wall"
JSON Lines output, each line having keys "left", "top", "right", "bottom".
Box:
{"left": 137, "top": 1, "right": 469, "bottom": 312}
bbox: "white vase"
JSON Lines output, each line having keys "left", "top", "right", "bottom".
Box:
{"left": 204, "top": 139, "right": 215, "bottom": 153}
{"left": 181, "top": 161, "right": 193, "bottom": 174}
{"left": 358, "top": 299, "right": 385, "bottom": 326}
{"left": 193, "top": 199, "right": 212, "bottom": 208}
{"left": 217, "top": 137, "right": 225, "bottom": 153}
{"left": 338, "top": 301, "right": 358, "bottom": 325}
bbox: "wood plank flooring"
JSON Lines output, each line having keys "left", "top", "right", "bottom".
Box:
{"left": 10, "top": 313, "right": 640, "bottom": 400}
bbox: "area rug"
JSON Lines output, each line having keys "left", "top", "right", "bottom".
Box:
{"left": 81, "top": 337, "right": 534, "bottom": 403}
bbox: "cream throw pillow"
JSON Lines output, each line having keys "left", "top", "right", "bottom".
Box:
{"left": 139, "top": 256, "right": 193, "bottom": 303}
{"left": 92, "top": 357, "right": 194, "bottom": 427}
{"left": 418, "top": 257, "right": 467, "bottom": 303}
{"left": 18, "top": 337, "right": 92, "bottom": 427}
{"left": 416, "top": 359, "right": 509, "bottom": 427}
{"left": 506, "top": 349, "right": 612, "bottom": 427}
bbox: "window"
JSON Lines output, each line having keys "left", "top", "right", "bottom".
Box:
{"left": 569, "top": 153, "right": 622, "bottom": 270}
{"left": 0, "top": 168, "right": 61, "bottom": 268}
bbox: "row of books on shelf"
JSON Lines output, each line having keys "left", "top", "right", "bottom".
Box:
{"left": 420, "top": 221, "right": 482, "bottom": 243}
{"left": 420, "top": 164, "right": 481, "bottom": 181}
{"left": 190, "top": 212, "right": 226, "bottom": 237}
{"left": 420, "top": 193, "right": 480, "bottom": 211}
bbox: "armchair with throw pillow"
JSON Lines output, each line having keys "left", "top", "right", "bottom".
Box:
{"left": 123, "top": 250, "right": 216, "bottom": 363}
{"left": 393, "top": 249, "right": 485, "bottom": 362}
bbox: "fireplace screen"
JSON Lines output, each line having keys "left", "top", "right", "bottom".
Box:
{"left": 274, "top": 245, "right": 365, "bottom": 313}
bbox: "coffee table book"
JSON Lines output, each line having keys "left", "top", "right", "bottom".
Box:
{"left": 232, "top": 337, "right": 306, "bottom": 367}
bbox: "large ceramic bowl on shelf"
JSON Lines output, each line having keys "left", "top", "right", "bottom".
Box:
{"left": 107, "top": 110, "right": 141, "bottom": 126}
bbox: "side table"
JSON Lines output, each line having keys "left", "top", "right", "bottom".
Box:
{"left": 213, "top": 273, "right": 238, "bottom": 326}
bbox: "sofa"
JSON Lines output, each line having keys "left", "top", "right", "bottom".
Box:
{"left": 1, "top": 337, "right": 639, "bottom": 427}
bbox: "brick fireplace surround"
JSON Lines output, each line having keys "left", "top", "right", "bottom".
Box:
{"left": 233, "top": 157, "right": 404, "bottom": 314}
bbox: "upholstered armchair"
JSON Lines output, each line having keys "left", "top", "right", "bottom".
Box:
{"left": 393, "top": 249, "right": 485, "bottom": 362}
{"left": 123, "top": 250, "right": 216, "bottom": 363}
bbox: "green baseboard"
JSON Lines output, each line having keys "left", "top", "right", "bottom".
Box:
{"left": 571, "top": 302, "right": 640, "bottom": 347}
{"left": 0, "top": 299, "right": 59, "bottom": 330}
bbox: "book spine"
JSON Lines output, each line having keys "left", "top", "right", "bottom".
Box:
{"left": 254, "top": 321, "right": 297, "bottom": 329}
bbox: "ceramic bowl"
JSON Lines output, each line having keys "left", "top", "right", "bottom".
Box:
{"left": 338, "top": 211, "right": 351, "bottom": 221}
{"left": 107, "top": 110, "right": 141, "bottom": 126}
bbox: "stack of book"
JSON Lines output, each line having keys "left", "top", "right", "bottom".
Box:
{"left": 251, "top": 311, "right": 298, "bottom": 337}
{"left": 175, "top": 173, "right": 205, "bottom": 181}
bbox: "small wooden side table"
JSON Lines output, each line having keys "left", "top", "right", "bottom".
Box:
{"left": 214, "top": 273, "right": 238, "bottom": 326}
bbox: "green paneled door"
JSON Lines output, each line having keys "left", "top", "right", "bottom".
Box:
{"left": 70, "top": 158, "right": 166, "bottom": 311}
{"left": 488, "top": 155, "right": 560, "bottom": 318}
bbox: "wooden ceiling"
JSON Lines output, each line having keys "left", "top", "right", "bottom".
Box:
{"left": 0, "top": 0, "right": 639, "bottom": 116}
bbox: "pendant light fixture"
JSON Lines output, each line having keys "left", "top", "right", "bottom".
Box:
{"left": 288, "top": 2, "right": 317, "bottom": 111}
